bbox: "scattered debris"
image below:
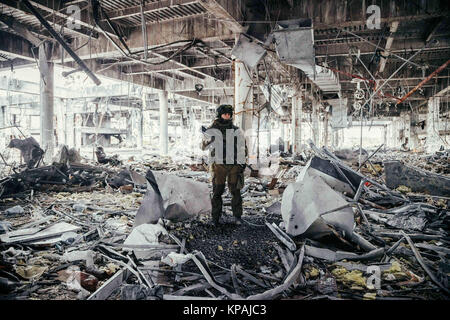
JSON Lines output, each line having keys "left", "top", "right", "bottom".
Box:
{"left": 385, "top": 160, "right": 450, "bottom": 197}
{"left": 0, "top": 141, "right": 449, "bottom": 301}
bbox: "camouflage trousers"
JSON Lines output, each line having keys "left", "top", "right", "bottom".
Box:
{"left": 210, "top": 163, "right": 244, "bottom": 221}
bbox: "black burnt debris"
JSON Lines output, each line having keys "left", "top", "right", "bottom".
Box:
{"left": 0, "top": 139, "right": 449, "bottom": 301}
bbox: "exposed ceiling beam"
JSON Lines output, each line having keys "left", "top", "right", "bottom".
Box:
{"left": 200, "top": 0, "right": 244, "bottom": 34}
{"left": 123, "top": 59, "right": 230, "bottom": 74}
{"left": 23, "top": 0, "right": 120, "bottom": 39}
{"left": 0, "top": 0, "right": 96, "bottom": 39}
{"left": 0, "top": 30, "right": 36, "bottom": 61}
{"left": 314, "top": 15, "right": 448, "bottom": 30}
{"left": 56, "top": 15, "right": 236, "bottom": 61}
{"left": 0, "top": 12, "right": 44, "bottom": 46}
{"left": 174, "top": 90, "right": 217, "bottom": 104}
{"left": 435, "top": 85, "right": 450, "bottom": 97}
{"left": 106, "top": 0, "right": 198, "bottom": 21}
{"left": 377, "top": 21, "right": 399, "bottom": 75}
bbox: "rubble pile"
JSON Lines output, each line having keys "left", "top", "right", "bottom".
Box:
{"left": 0, "top": 142, "right": 449, "bottom": 301}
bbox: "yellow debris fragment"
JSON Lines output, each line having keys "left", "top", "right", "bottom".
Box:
{"left": 15, "top": 265, "right": 48, "bottom": 281}
{"left": 308, "top": 268, "right": 320, "bottom": 278}
{"left": 382, "top": 260, "right": 409, "bottom": 280}
{"left": 332, "top": 267, "right": 367, "bottom": 288}
{"left": 331, "top": 267, "right": 347, "bottom": 277}
{"left": 309, "top": 268, "right": 320, "bottom": 278}
{"left": 101, "top": 263, "right": 119, "bottom": 276}
{"left": 343, "top": 270, "right": 367, "bottom": 287}
{"left": 218, "top": 245, "right": 223, "bottom": 251}
{"left": 385, "top": 260, "right": 402, "bottom": 273}
{"left": 363, "top": 292, "right": 377, "bottom": 300}
{"left": 366, "top": 163, "right": 383, "bottom": 175}
{"left": 396, "top": 185, "right": 412, "bottom": 194}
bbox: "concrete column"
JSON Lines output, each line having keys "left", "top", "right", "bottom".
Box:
{"left": 55, "top": 98, "right": 65, "bottom": 147}
{"left": 312, "top": 102, "right": 319, "bottom": 146}
{"left": 201, "top": 107, "right": 206, "bottom": 124}
{"left": 331, "top": 128, "right": 337, "bottom": 148}
{"left": 283, "top": 123, "right": 289, "bottom": 152}
{"left": 74, "top": 114, "right": 82, "bottom": 148}
{"left": 131, "top": 109, "right": 143, "bottom": 149}
{"left": 159, "top": 90, "right": 168, "bottom": 156}
{"left": 410, "top": 113, "right": 420, "bottom": 150}
{"left": 404, "top": 113, "right": 411, "bottom": 146}
{"left": 189, "top": 107, "right": 196, "bottom": 157}
{"left": 383, "top": 125, "right": 387, "bottom": 151}
{"left": 323, "top": 112, "right": 329, "bottom": 147}
{"left": 66, "top": 108, "right": 74, "bottom": 148}
{"left": 234, "top": 60, "right": 253, "bottom": 140}
{"left": 297, "top": 96, "right": 302, "bottom": 152}
{"left": 426, "top": 97, "right": 441, "bottom": 153}
{"left": 142, "top": 92, "right": 151, "bottom": 147}
{"left": 388, "top": 119, "right": 397, "bottom": 148}
{"left": 291, "top": 94, "right": 302, "bottom": 153}
{"left": 0, "top": 106, "right": 5, "bottom": 150}
{"left": 266, "top": 113, "right": 271, "bottom": 153}
{"left": 39, "top": 41, "right": 54, "bottom": 163}
{"left": 291, "top": 97, "right": 297, "bottom": 154}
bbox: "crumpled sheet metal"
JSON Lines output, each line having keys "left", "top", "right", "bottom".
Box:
{"left": 124, "top": 223, "right": 168, "bottom": 259}
{"left": 281, "top": 173, "right": 354, "bottom": 237}
{"left": 297, "top": 157, "right": 358, "bottom": 195}
{"left": 133, "top": 171, "right": 165, "bottom": 228}
{"left": 133, "top": 170, "right": 211, "bottom": 226}
{"left": 152, "top": 171, "right": 212, "bottom": 220}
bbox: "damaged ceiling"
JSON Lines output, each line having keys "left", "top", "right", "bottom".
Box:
{"left": 0, "top": 0, "right": 448, "bottom": 115}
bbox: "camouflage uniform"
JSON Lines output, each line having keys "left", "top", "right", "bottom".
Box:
{"left": 202, "top": 108, "right": 246, "bottom": 224}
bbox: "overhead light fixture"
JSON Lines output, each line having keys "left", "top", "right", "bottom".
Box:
{"left": 195, "top": 84, "right": 204, "bottom": 95}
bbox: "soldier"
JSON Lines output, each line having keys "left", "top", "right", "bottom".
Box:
{"left": 202, "top": 104, "right": 247, "bottom": 226}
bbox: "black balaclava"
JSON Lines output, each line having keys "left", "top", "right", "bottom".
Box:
{"left": 217, "top": 104, "right": 233, "bottom": 124}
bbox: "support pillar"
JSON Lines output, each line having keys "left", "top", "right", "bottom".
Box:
{"left": 283, "top": 123, "right": 289, "bottom": 152}
{"left": 291, "top": 97, "right": 296, "bottom": 154}
{"left": 142, "top": 92, "right": 151, "bottom": 147}
{"left": 39, "top": 41, "right": 54, "bottom": 163}
{"left": 312, "top": 102, "right": 319, "bottom": 146}
{"left": 66, "top": 108, "right": 74, "bottom": 148}
{"left": 0, "top": 106, "right": 5, "bottom": 150}
{"left": 291, "top": 94, "right": 302, "bottom": 154}
{"left": 234, "top": 60, "right": 253, "bottom": 147}
{"left": 266, "top": 112, "right": 271, "bottom": 153}
{"left": 426, "top": 97, "right": 441, "bottom": 153}
{"left": 323, "top": 112, "right": 329, "bottom": 147}
{"left": 410, "top": 113, "right": 420, "bottom": 150}
{"left": 159, "top": 90, "right": 168, "bottom": 156}
{"left": 332, "top": 128, "right": 340, "bottom": 148}
{"left": 132, "top": 109, "right": 143, "bottom": 149}
{"left": 56, "top": 98, "right": 65, "bottom": 147}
